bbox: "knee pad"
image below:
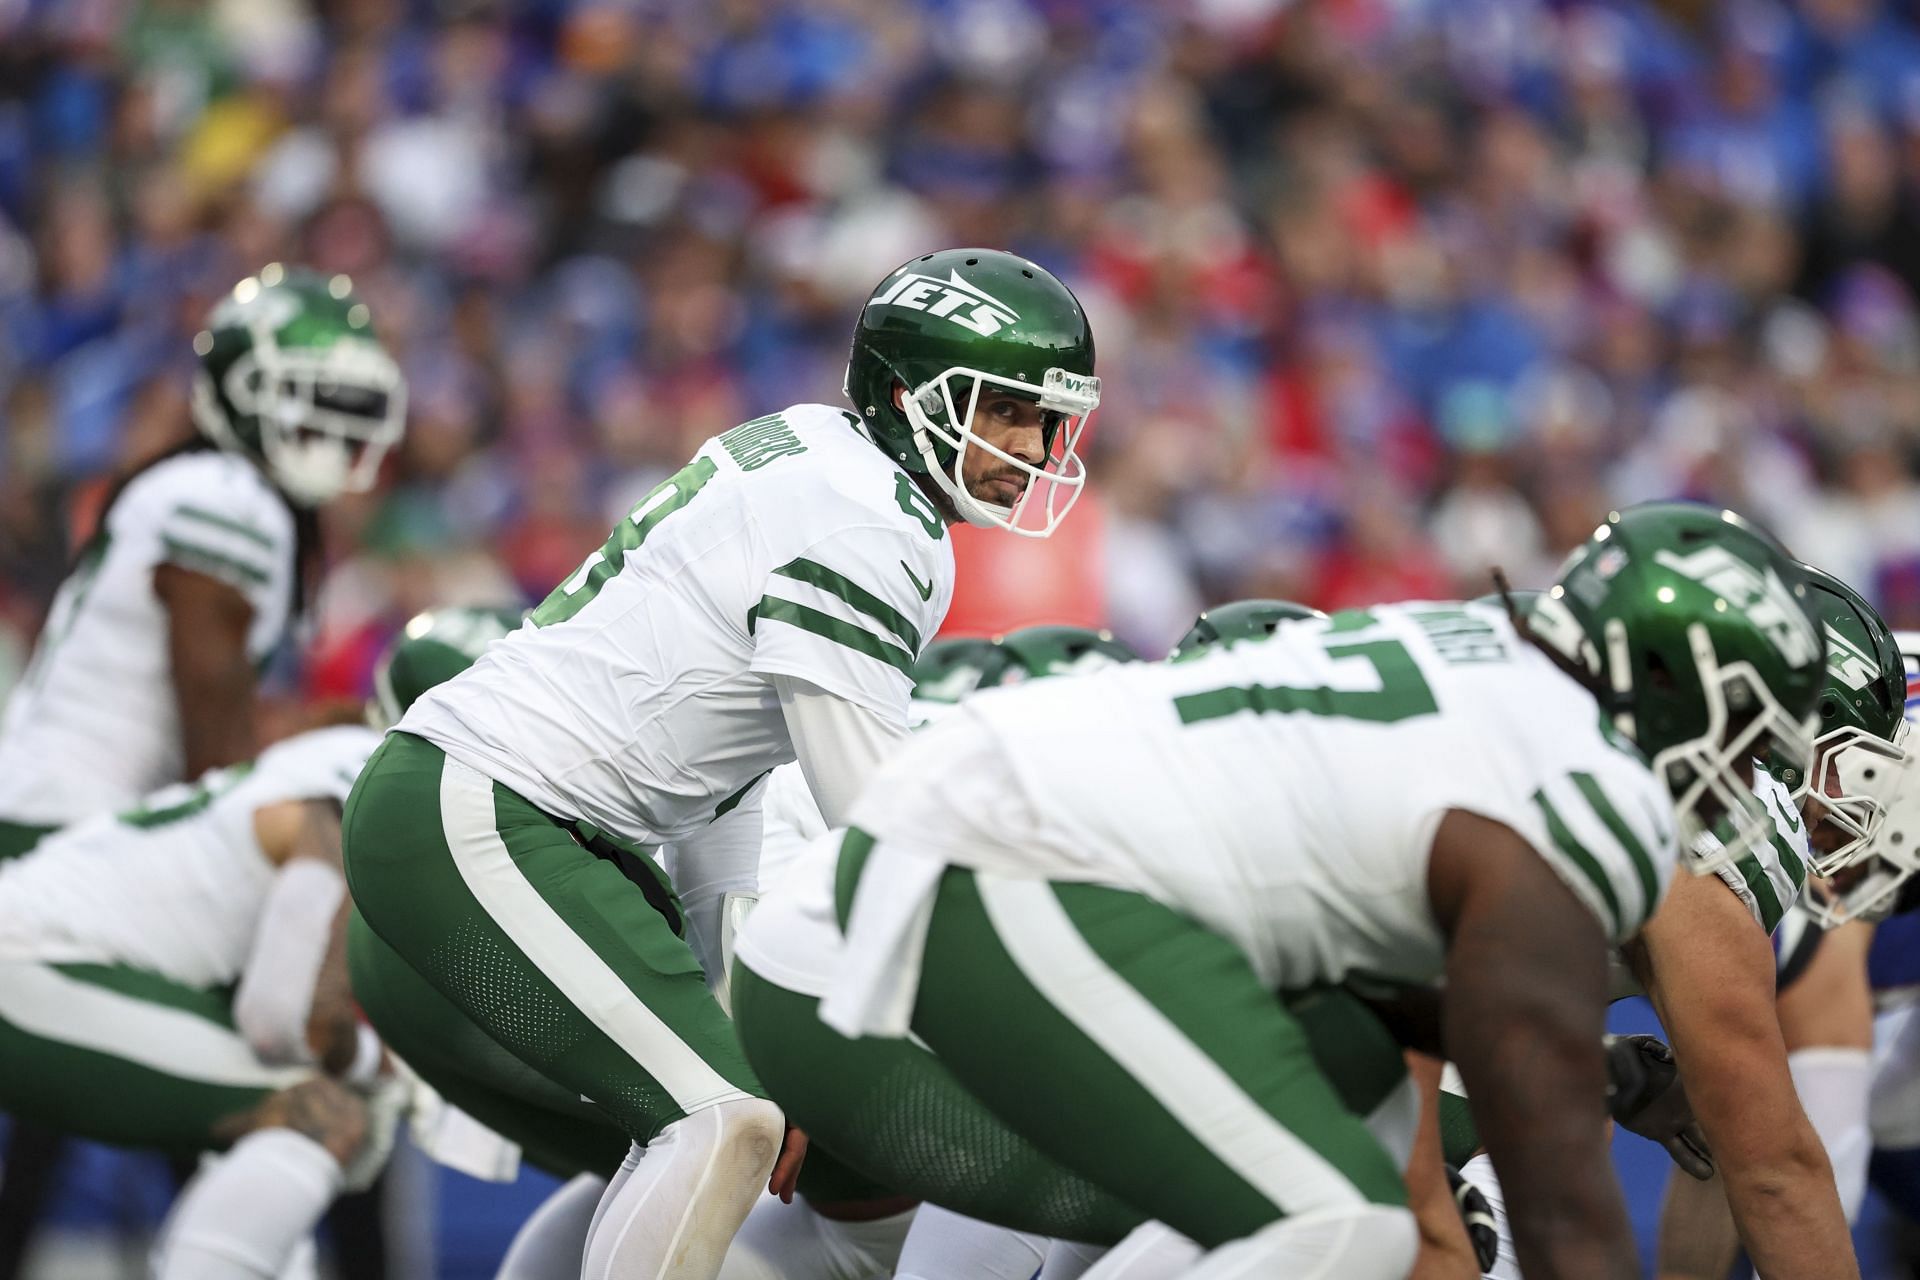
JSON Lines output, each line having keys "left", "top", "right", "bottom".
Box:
{"left": 697, "top": 1096, "right": 784, "bottom": 1180}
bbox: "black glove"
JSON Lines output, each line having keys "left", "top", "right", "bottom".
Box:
{"left": 1445, "top": 1163, "right": 1499, "bottom": 1273}
{"left": 1606, "top": 1032, "right": 1713, "bottom": 1179}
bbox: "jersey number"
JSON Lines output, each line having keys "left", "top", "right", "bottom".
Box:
{"left": 1175, "top": 634, "right": 1437, "bottom": 727}
{"left": 530, "top": 457, "right": 718, "bottom": 628}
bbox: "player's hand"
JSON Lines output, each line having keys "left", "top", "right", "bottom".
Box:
{"left": 770, "top": 1125, "right": 808, "bottom": 1203}
{"left": 1444, "top": 1164, "right": 1499, "bottom": 1273}
{"left": 1606, "top": 1033, "right": 1713, "bottom": 1179}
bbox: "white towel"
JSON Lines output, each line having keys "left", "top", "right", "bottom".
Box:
{"left": 820, "top": 844, "right": 948, "bottom": 1039}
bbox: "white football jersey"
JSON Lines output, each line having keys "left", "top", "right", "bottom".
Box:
{"left": 0, "top": 725, "right": 377, "bottom": 987}
{"left": 1708, "top": 769, "right": 1813, "bottom": 935}
{"left": 850, "top": 602, "right": 1679, "bottom": 996}
{"left": 0, "top": 451, "right": 298, "bottom": 825}
{"left": 401, "top": 404, "right": 955, "bottom": 847}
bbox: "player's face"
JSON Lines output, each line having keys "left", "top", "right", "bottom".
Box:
{"left": 962, "top": 391, "right": 1049, "bottom": 509}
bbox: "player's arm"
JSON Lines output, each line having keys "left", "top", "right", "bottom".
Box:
{"left": 239, "top": 797, "right": 367, "bottom": 1075}
{"left": 1404, "top": 1052, "right": 1483, "bottom": 1280}
{"left": 1429, "top": 810, "right": 1638, "bottom": 1280}
{"left": 154, "top": 563, "right": 258, "bottom": 776}
{"left": 773, "top": 675, "right": 910, "bottom": 827}
{"left": 664, "top": 785, "right": 765, "bottom": 998}
{"left": 1632, "top": 869, "right": 1859, "bottom": 1279}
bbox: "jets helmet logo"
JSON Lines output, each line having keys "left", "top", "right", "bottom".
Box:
{"left": 1824, "top": 622, "right": 1880, "bottom": 692}
{"left": 1653, "top": 546, "right": 1821, "bottom": 668}
{"left": 868, "top": 271, "right": 1021, "bottom": 337}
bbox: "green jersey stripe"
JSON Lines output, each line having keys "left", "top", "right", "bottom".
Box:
{"left": 160, "top": 537, "right": 270, "bottom": 588}
{"left": 1766, "top": 827, "right": 1806, "bottom": 893}
{"left": 1532, "top": 788, "right": 1623, "bottom": 936}
{"left": 172, "top": 505, "right": 275, "bottom": 550}
{"left": 771, "top": 558, "right": 922, "bottom": 653}
{"left": 753, "top": 597, "right": 914, "bottom": 677}
{"left": 1571, "top": 773, "right": 1661, "bottom": 924}
{"left": 1732, "top": 853, "right": 1785, "bottom": 934}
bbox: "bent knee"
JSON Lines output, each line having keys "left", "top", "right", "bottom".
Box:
{"left": 691, "top": 1096, "right": 783, "bottom": 1180}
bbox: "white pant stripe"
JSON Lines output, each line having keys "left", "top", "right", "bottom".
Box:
{"left": 0, "top": 962, "right": 304, "bottom": 1090}
{"left": 436, "top": 755, "right": 745, "bottom": 1113}
{"left": 975, "top": 874, "right": 1368, "bottom": 1216}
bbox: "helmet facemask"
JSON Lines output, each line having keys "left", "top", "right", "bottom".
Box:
{"left": 198, "top": 326, "right": 406, "bottom": 507}
{"left": 901, "top": 365, "right": 1098, "bottom": 538}
{"left": 1639, "top": 621, "right": 1819, "bottom": 874}
{"left": 1806, "top": 723, "right": 1909, "bottom": 878}
{"left": 1804, "top": 720, "right": 1920, "bottom": 926}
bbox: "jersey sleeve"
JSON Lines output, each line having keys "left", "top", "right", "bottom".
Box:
{"left": 1511, "top": 757, "right": 1678, "bottom": 946}
{"left": 749, "top": 519, "right": 950, "bottom": 719}
{"left": 140, "top": 460, "right": 297, "bottom": 618}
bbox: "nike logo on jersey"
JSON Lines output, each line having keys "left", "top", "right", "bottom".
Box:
{"left": 901, "top": 561, "right": 934, "bottom": 602}
{"left": 1763, "top": 784, "right": 1803, "bottom": 834}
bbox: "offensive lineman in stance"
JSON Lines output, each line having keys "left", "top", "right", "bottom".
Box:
{"left": 0, "top": 721, "right": 393, "bottom": 1279}
{"left": 738, "top": 503, "right": 1826, "bottom": 1278}
{"left": 343, "top": 248, "right": 1100, "bottom": 1277}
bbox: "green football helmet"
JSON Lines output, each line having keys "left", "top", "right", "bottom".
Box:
{"left": 191, "top": 264, "right": 407, "bottom": 507}
{"left": 995, "top": 625, "right": 1136, "bottom": 682}
{"left": 1169, "top": 600, "right": 1327, "bottom": 660}
{"left": 910, "top": 637, "right": 1013, "bottom": 706}
{"left": 369, "top": 606, "right": 524, "bottom": 730}
{"left": 1801, "top": 565, "right": 1909, "bottom": 877}
{"left": 845, "top": 249, "right": 1098, "bottom": 538}
{"left": 1531, "top": 502, "right": 1826, "bottom": 871}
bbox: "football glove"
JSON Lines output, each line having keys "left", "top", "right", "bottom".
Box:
{"left": 1445, "top": 1163, "right": 1499, "bottom": 1272}
{"left": 1606, "top": 1032, "right": 1713, "bottom": 1179}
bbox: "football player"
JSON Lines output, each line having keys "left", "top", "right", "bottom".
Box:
{"left": 721, "top": 625, "right": 1136, "bottom": 1280}
{"left": 0, "top": 264, "right": 403, "bottom": 1272}
{"left": 342, "top": 248, "right": 1101, "bottom": 1278}
{"left": 0, "top": 716, "right": 394, "bottom": 1280}
{"left": 739, "top": 503, "right": 1824, "bottom": 1278}
{"left": 0, "top": 264, "right": 404, "bottom": 857}
{"left": 1449, "top": 565, "right": 1898, "bottom": 1279}
{"left": 1644, "top": 567, "right": 1905, "bottom": 1280}
{"left": 351, "top": 629, "right": 1013, "bottom": 1280}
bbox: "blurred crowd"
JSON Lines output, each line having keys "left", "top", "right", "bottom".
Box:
{"left": 4, "top": 0, "right": 1920, "bottom": 695}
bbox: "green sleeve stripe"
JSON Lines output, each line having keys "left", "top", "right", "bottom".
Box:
{"left": 160, "top": 537, "right": 270, "bottom": 588}
{"left": 771, "top": 558, "right": 921, "bottom": 652}
{"left": 1532, "top": 789, "right": 1622, "bottom": 936}
{"left": 1767, "top": 828, "right": 1806, "bottom": 894}
{"left": 1571, "top": 773, "right": 1662, "bottom": 924}
{"left": 172, "top": 504, "right": 275, "bottom": 550}
{"left": 753, "top": 597, "right": 914, "bottom": 677}
{"left": 1731, "top": 853, "right": 1785, "bottom": 933}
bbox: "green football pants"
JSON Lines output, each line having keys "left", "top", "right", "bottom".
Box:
{"left": 891, "top": 861, "right": 1408, "bottom": 1250}
{"left": 0, "top": 960, "right": 302, "bottom": 1153}
{"left": 347, "top": 907, "right": 628, "bottom": 1178}
{"left": 342, "top": 732, "right": 767, "bottom": 1144}
{"left": 732, "top": 961, "right": 1145, "bottom": 1241}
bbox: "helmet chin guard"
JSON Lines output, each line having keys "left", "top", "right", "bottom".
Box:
{"left": 1804, "top": 720, "right": 1920, "bottom": 926}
